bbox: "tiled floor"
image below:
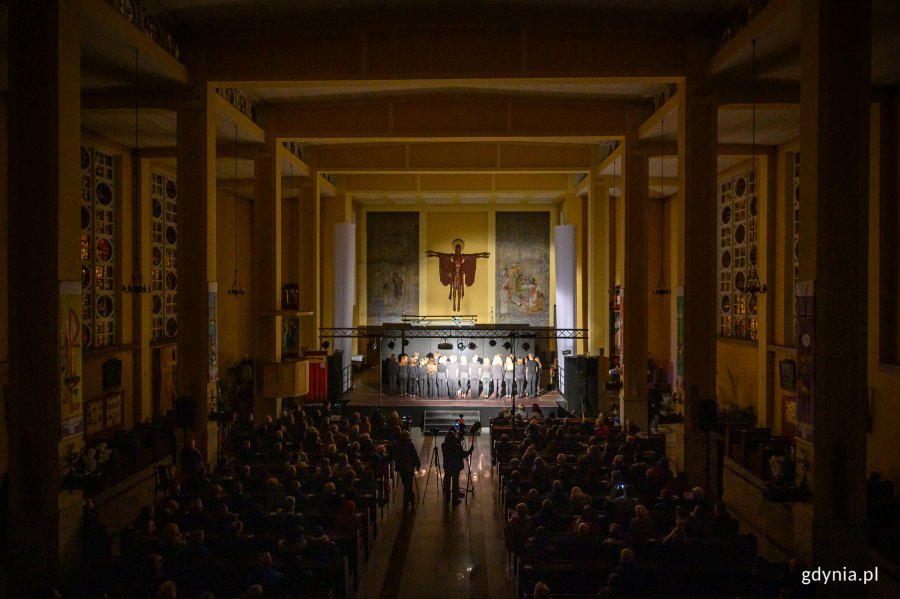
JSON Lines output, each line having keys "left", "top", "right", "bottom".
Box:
{"left": 357, "top": 430, "right": 515, "bottom": 599}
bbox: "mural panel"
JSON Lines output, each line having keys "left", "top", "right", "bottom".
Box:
{"left": 367, "top": 212, "right": 419, "bottom": 323}
{"left": 495, "top": 212, "right": 550, "bottom": 326}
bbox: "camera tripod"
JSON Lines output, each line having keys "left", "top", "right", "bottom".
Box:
{"left": 459, "top": 424, "right": 481, "bottom": 502}
{"left": 422, "top": 443, "right": 443, "bottom": 501}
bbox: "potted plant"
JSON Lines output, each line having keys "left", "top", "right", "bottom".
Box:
{"left": 763, "top": 446, "right": 808, "bottom": 502}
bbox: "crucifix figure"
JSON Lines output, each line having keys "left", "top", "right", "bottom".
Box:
{"left": 425, "top": 238, "right": 490, "bottom": 312}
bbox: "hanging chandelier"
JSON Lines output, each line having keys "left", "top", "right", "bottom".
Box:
{"left": 227, "top": 123, "right": 245, "bottom": 296}
{"left": 652, "top": 116, "right": 671, "bottom": 296}
{"left": 737, "top": 39, "right": 768, "bottom": 296}
{"left": 124, "top": 47, "right": 150, "bottom": 294}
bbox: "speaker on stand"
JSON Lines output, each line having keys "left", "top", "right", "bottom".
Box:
{"left": 697, "top": 398, "right": 718, "bottom": 489}
{"left": 174, "top": 395, "right": 197, "bottom": 448}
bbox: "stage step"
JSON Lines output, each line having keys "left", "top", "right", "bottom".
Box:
{"left": 423, "top": 409, "right": 482, "bottom": 435}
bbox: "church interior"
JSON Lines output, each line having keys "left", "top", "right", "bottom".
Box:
{"left": 1, "top": 0, "right": 900, "bottom": 597}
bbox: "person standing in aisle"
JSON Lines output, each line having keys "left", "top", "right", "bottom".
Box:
{"left": 391, "top": 430, "right": 421, "bottom": 511}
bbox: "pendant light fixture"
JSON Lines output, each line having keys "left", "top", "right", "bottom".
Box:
{"left": 227, "top": 123, "right": 246, "bottom": 296}
{"left": 737, "top": 39, "right": 768, "bottom": 296}
{"left": 653, "top": 117, "right": 671, "bottom": 296}
{"left": 125, "top": 47, "right": 149, "bottom": 294}
{"left": 281, "top": 161, "right": 300, "bottom": 310}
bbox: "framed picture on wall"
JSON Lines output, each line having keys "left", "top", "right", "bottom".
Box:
{"left": 779, "top": 359, "right": 796, "bottom": 392}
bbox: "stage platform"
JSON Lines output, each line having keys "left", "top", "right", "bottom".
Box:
{"left": 338, "top": 366, "right": 567, "bottom": 428}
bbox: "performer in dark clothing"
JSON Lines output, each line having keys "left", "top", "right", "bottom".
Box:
{"left": 417, "top": 358, "right": 428, "bottom": 397}
{"left": 441, "top": 430, "right": 474, "bottom": 504}
{"left": 525, "top": 354, "right": 538, "bottom": 398}
{"left": 391, "top": 430, "right": 421, "bottom": 510}
{"left": 490, "top": 354, "right": 503, "bottom": 398}
{"left": 387, "top": 354, "right": 400, "bottom": 396}
{"left": 515, "top": 358, "right": 526, "bottom": 397}
{"left": 398, "top": 355, "right": 409, "bottom": 397}
{"left": 436, "top": 356, "right": 449, "bottom": 398}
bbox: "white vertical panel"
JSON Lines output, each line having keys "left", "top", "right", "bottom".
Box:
{"left": 334, "top": 223, "right": 356, "bottom": 392}
{"left": 555, "top": 224, "right": 576, "bottom": 394}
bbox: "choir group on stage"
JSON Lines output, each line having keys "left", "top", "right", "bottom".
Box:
{"left": 385, "top": 351, "right": 543, "bottom": 399}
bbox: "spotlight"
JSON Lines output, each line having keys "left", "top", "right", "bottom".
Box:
{"left": 522, "top": 342, "right": 530, "bottom": 351}
{"left": 468, "top": 342, "right": 477, "bottom": 351}
{"left": 503, "top": 342, "right": 512, "bottom": 351}
{"left": 489, "top": 339, "right": 497, "bottom": 347}
{"left": 457, "top": 341, "right": 465, "bottom": 351}
{"left": 387, "top": 341, "right": 395, "bottom": 350}
{"left": 402, "top": 339, "right": 409, "bottom": 346}
{"left": 321, "top": 340, "right": 330, "bottom": 350}
{"left": 562, "top": 349, "right": 572, "bottom": 356}
{"left": 438, "top": 342, "right": 453, "bottom": 350}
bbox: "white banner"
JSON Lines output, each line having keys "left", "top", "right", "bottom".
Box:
{"left": 334, "top": 223, "right": 356, "bottom": 392}
{"left": 554, "top": 224, "right": 576, "bottom": 395}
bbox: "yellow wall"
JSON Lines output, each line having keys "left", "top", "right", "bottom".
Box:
{"left": 716, "top": 339, "right": 759, "bottom": 412}
{"left": 216, "top": 192, "right": 254, "bottom": 369}
{"left": 425, "top": 210, "right": 490, "bottom": 316}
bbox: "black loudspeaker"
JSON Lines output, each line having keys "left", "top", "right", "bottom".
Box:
{"left": 175, "top": 395, "right": 197, "bottom": 429}
{"left": 437, "top": 342, "right": 454, "bottom": 350}
{"left": 327, "top": 353, "right": 343, "bottom": 403}
{"left": 564, "top": 356, "right": 600, "bottom": 418}
{"left": 698, "top": 399, "right": 718, "bottom": 431}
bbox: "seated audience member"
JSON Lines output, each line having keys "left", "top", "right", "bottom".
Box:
{"left": 243, "top": 551, "right": 286, "bottom": 595}
{"left": 709, "top": 501, "right": 738, "bottom": 537}
{"left": 179, "top": 438, "right": 205, "bottom": 480}
{"left": 570, "top": 486, "right": 592, "bottom": 514}
{"left": 615, "top": 548, "right": 642, "bottom": 596}
{"left": 303, "top": 525, "right": 342, "bottom": 560}
{"left": 533, "top": 499, "right": 562, "bottom": 534}
{"left": 522, "top": 526, "right": 557, "bottom": 561}
{"left": 603, "top": 523, "right": 627, "bottom": 546}
{"left": 334, "top": 500, "right": 362, "bottom": 538}
{"left": 627, "top": 504, "right": 657, "bottom": 542}
{"left": 596, "top": 573, "right": 626, "bottom": 599}
{"left": 185, "top": 529, "right": 210, "bottom": 562}
{"left": 533, "top": 581, "right": 551, "bottom": 599}
{"left": 559, "top": 522, "right": 600, "bottom": 559}
{"left": 504, "top": 503, "right": 534, "bottom": 554}
{"left": 276, "top": 524, "right": 307, "bottom": 557}
{"left": 662, "top": 517, "right": 686, "bottom": 544}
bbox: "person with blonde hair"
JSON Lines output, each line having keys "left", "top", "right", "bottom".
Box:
{"left": 458, "top": 354, "right": 470, "bottom": 398}
{"left": 490, "top": 353, "right": 503, "bottom": 398}
{"left": 503, "top": 354, "right": 515, "bottom": 398}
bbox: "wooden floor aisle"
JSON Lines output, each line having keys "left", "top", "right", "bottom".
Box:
{"left": 356, "top": 430, "right": 515, "bottom": 599}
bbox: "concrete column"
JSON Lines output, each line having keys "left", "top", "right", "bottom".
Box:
{"left": 298, "top": 183, "right": 318, "bottom": 352}
{"left": 678, "top": 76, "right": 719, "bottom": 490}
{"left": 253, "top": 138, "right": 283, "bottom": 419}
{"left": 799, "top": 0, "right": 871, "bottom": 583}
{"left": 176, "top": 83, "right": 217, "bottom": 457}
{"left": 6, "top": 1, "right": 80, "bottom": 592}
{"left": 621, "top": 126, "right": 650, "bottom": 430}
{"left": 592, "top": 178, "right": 612, "bottom": 357}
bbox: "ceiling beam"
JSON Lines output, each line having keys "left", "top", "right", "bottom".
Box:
{"left": 82, "top": 88, "right": 183, "bottom": 110}
{"left": 268, "top": 95, "right": 636, "bottom": 140}
{"left": 201, "top": 28, "right": 693, "bottom": 83}
{"left": 311, "top": 140, "right": 594, "bottom": 171}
